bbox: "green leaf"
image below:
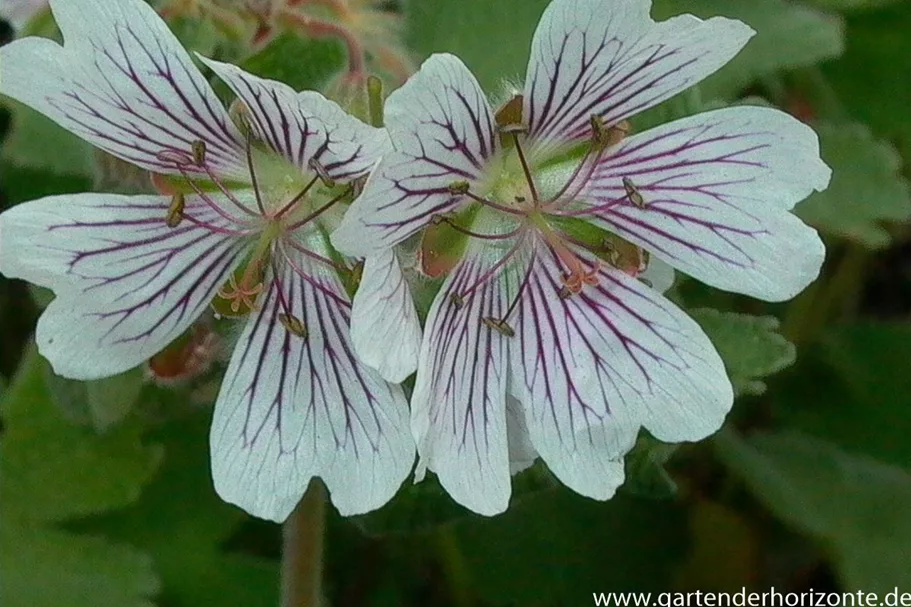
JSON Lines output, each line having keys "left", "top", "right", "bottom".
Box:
{"left": 45, "top": 367, "right": 145, "bottom": 432}
{"left": 716, "top": 429, "right": 911, "bottom": 592}
{"left": 0, "top": 164, "right": 92, "bottom": 206}
{"left": 0, "top": 524, "right": 159, "bottom": 607}
{"left": 804, "top": 0, "right": 906, "bottom": 12}
{"left": 78, "top": 410, "right": 279, "bottom": 607}
{"left": 454, "top": 490, "right": 688, "bottom": 604}
{"left": 0, "top": 349, "right": 162, "bottom": 524}
{"left": 776, "top": 322, "right": 911, "bottom": 470}
{"left": 238, "top": 34, "right": 346, "bottom": 93}
{"left": 405, "top": 0, "right": 549, "bottom": 93}
{"left": 0, "top": 101, "right": 94, "bottom": 177}
{"left": 652, "top": 0, "right": 845, "bottom": 100}
{"left": 691, "top": 309, "right": 796, "bottom": 396}
{"left": 0, "top": 349, "right": 163, "bottom": 607}
{"left": 823, "top": 2, "right": 911, "bottom": 167}
{"left": 797, "top": 122, "right": 911, "bottom": 248}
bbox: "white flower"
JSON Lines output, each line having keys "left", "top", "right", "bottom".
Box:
{"left": 332, "top": 0, "right": 831, "bottom": 515}
{"left": 0, "top": 0, "right": 418, "bottom": 522}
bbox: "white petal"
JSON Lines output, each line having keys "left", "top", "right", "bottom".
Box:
{"left": 0, "top": 0, "right": 247, "bottom": 179}
{"left": 641, "top": 256, "right": 675, "bottom": 294}
{"left": 0, "top": 193, "right": 246, "bottom": 379}
{"left": 523, "top": 0, "right": 754, "bottom": 158}
{"left": 332, "top": 54, "right": 498, "bottom": 258}
{"left": 411, "top": 245, "right": 513, "bottom": 516}
{"left": 349, "top": 249, "right": 422, "bottom": 383}
{"left": 210, "top": 247, "right": 414, "bottom": 522}
{"left": 199, "top": 57, "right": 390, "bottom": 183}
{"left": 506, "top": 394, "right": 539, "bottom": 475}
{"left": 506, "top": 241, "right": 733, "bottom": 500}
{"left": 578, "top": 106, "right": 831, "bottom": 302}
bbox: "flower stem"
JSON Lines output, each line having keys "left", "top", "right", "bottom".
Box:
{"left": 281, "top": 480, "right": 327, "bottom": 607}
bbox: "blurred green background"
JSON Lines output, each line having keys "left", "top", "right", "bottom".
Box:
{"left": 1, "top": 0, "right": 910, "bottom": 605}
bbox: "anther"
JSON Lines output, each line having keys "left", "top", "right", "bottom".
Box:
{"left": 590, "top": 114, "right": 610, "bottom": 148}
{"left": 279, "top": 313, "right": 308, "bottom": 338}
{"left": 638, "top": 277, "right": 654, "bottom": 288}
{"left": 166, "top": 192, "right": 185, "bottom": 228}
{"left": 482, "top": 317, "right": 515, "bottom": 337}
{"left": 447, "top": 180, "right": 470, "bottom": 196}
{"left": 229, "top": 99, "right": 252, "bottom": 135}
{"left": 308, "top": 158, "right": 336, "bottom": 189}
{"left": 497, "top": 123, "right": 528, "bottom": 135}
{"left": 558, "top": 286, "right": 573, "bottom": 299}
{"left": 622, "top": 177, "right": 647, "bottom": 208}
{"left": 192, "top": 140, "right": 207, "bottom": 166}
{"left": 449, "top": 293, "right": 465, "bottom": 308}
{"left": 430, "top": 214, "right": 448, "bottom": 225}
{"left": 157, "top": 149, "right": 194, "bottom": 165}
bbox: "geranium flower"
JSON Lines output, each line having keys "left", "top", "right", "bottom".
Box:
{"left": 332, "top": 0, "right": 831, "bottom": 514}
{"left": 0, "top": 0, "right": 417, "bottom": 521}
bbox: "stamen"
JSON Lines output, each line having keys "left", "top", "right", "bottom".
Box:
{"left": 278, "top": 242, "right": 353, "bottom": 309}
{"left": 279, "top": 313, "right": 308, "bottom": 338}
{"left": 180, "top": 213, "right": 253, "bottom": 237}
{"left": 166, "top": 192, "right": 185, "bottom": 228}
{"left": 447, "top": 180, "right": 470, "bottom": 195}
{"left": 590, "top": 115, "right": 610, "bottom": 148}
{"left": 268, "top": 257, "right": 308, "bottom": 339}
{"left": 480, "top": 247, "right": 536, "bottom": 338}
{"left": 543, "top": 138, "right": 607, "bottom": 209}
{"left": 274, "top": 174, "right": 320, "bottom": 219}
{"left": 244, "top": 130, "right": 267, "bottom": 215}
{"left": 156, "top": 149, "right": 194, "bottom": 165}
{"left": 481, "top": 317, "right": 515, "bottom": 337}
{"left": 159, "top": 143, "right": 256, "bottom": 221}
{"left": 543, "top": 114, "right": 628, "bottom": 211}
{"left": 284, "top": 239, "right": 349, "bottom": 271}
{"left": 284, "top": 185, "right": 353, "bottom": 231}
{"left": 433, "top": 216, "right": 523, "bottom": 241}
{"left": 173, "top": 163, "right": 252, "bottom": 226}
{"left": 590, "top": 116, "right": 630, "bottom": 149}
{"left": 468, "top": 191, "right": 525, "bottom": 216}
{"left": 196, "top": 160, "right": 258, "bottom": 218}
{"left": 308, "top": 158, "right": 336, "bottom": 189}
{"left": 452, "top": 232, "right": 528, "bottom": 303}
{"left": 498, "top": 123, "right": 527, "bottom": 136}
{"left": 622, "top": 177, "right": 647, "bottom": 208}
{"left": 192, "top": 140, "right": 207, "bottom": 166}
{"left": 449, "top": 293, "right": 465, "bottom": 308}
{"left": 536, "top": 220, "right": 600, "bottom": 297}
{"left": 446, "top": 180, "right": 525, "bottom": 216}
{"left": 508, "top": 130, "right": 539, "bottom": 203}
{"left": 229, "top": 99, "right": 253, "bottom": 135}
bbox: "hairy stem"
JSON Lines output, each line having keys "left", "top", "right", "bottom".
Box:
{"left": 281, "top": 480, "right": 327, "bottom": 607}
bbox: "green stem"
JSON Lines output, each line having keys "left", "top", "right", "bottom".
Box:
{"left": 437, "top": 526, "right": 473, "bottom": 607}
{"left": 281, "top": 480, "right": 327, "bottom": 607}
{"left": 367, "top": 75, "right": 385, "bottom": 128}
